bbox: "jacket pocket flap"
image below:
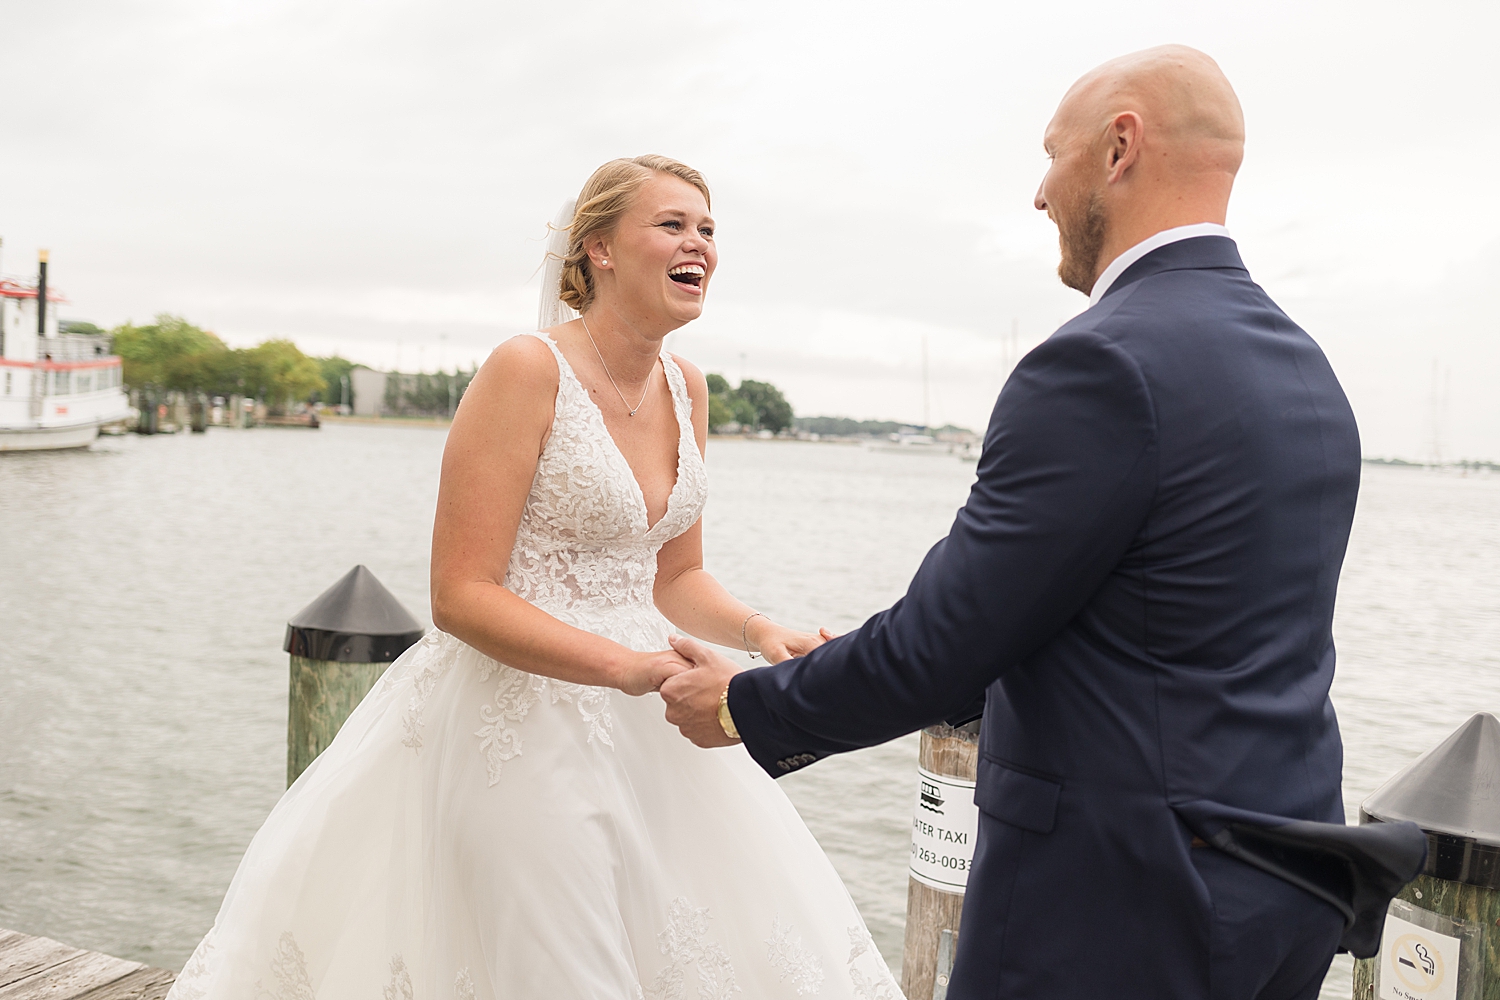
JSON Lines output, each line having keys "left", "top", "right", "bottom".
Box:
{"left": 974, "top": 756, "right": 1061, "bottom": 834}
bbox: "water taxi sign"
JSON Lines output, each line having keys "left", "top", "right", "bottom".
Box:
{"left": 909, "top": 765, "right": 978, "bottom": 891}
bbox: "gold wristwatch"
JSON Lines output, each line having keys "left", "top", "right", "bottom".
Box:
{"left": 717, "top": 685, "right": 740, "bottom": 740}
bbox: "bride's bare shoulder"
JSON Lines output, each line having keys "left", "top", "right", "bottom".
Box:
{"left": 490, "top": 333, "right": 560, "bottom": 379}
{"left": 466, "top": 335, "right": 560, "bottom": 402}
{"left": 447, "top": 336, "right": 560, "bottom": 447}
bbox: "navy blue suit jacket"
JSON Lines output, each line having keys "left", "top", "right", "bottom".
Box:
{"left": 729, "top": 237, "right": 1361, "bottom": 997}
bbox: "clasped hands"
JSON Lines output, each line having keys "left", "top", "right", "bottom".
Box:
{"left": 621, "top": 621, "right": 834, "bottom": 748}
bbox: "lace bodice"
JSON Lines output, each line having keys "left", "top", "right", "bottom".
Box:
{"left": 504, "top": 333, "right": 707, "bottom": 624}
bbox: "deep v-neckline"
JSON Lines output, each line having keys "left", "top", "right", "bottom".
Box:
{"left": 544, "top": 334, "right": 687, "bottom": 536}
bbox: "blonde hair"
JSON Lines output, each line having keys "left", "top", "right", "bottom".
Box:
{"left": 555, "top": 155, "right": 711, "bottom": 314}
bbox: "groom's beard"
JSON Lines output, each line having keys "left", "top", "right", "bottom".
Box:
{"left": 1057, "top": 190, "right": 1108, "bottom": 295}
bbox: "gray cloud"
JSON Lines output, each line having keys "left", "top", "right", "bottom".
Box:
{"left": 2, "top": 0, "right": 1494, "bottom": 453}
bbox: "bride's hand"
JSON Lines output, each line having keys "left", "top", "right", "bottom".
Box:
{"left": 746, "top": 619, "right": 837, "bottom": 665}
{"left": 616, "top": 650, "right": 693, "bottom": 696}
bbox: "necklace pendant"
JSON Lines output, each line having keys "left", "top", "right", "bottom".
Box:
{"left": 580, "top": 315, "right": 652, "bottom": 419}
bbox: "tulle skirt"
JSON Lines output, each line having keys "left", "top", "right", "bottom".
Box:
{"left": 167, "top": 605, "right": 902, "bottom": 1000}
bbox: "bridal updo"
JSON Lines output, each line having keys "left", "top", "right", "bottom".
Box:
{"left": 556, "top": 155, "right": 712, "bottom": 314}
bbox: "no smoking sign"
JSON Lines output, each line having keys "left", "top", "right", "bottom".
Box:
{"left": 1380, "top": 913, "right": 1462, "bottom": 1000}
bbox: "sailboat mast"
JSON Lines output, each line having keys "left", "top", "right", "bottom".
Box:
{"left": 921, "top": 334, "right": 930, "bottom": 430}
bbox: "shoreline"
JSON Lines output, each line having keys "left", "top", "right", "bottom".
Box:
{"left": 303, "top": 417, "right": 1500, "bottom": 468}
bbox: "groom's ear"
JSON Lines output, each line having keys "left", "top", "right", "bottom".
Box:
{"left": 1105, "top": 111, "right": 1144, "bottom": 182}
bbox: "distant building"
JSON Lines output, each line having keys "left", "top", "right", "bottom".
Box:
{"left": 348, "top": 365, "right": 473, "bottom": 419}
{"left": 350, "top": 367, "right": 387, "bottom": 417}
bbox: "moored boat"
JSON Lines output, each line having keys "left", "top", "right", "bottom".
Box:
{"left": 866, "top": 431, "right": 950, "bottom": 454}
{"left": 0, "top": 250, "right": 131, "bottom": 452}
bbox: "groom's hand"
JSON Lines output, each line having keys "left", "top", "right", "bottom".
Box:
{"left": 660, "top": 634, "right": 743, "bottom": 748}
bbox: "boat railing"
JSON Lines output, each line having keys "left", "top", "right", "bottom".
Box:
{"left": 36, "top": 334, "right": 116, "bottom": 363}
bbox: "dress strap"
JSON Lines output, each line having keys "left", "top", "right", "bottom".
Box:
{"left": 523, "top": 330, "right": 567, "bottom": 367}
{"left": 523, "top": 331, "right": 589, "bottom": 403}
{"left": 659, "top": 352, "right": 695, "bottom": 444}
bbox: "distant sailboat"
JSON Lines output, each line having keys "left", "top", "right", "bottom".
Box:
{"left": 866, "top": 334, "right": 969, "bottom": 456}
{"left": 866, "top": 429, "right": 948, "bottom": 454}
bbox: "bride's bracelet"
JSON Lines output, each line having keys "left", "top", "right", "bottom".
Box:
{"left": 741, "top": 612, "right": 764, "bottom": 660}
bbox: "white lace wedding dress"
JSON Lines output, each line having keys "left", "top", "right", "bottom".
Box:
{"left": 167, "top": 332, "right": 903, "bottom": 1000}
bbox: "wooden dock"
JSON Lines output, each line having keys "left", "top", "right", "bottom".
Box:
{"left": 0, "top": 928, "right": 174, "bottom": 999}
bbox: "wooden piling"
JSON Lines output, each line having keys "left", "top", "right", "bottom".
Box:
{"left": 133, "top": 389, "right": 158, "bottom": 435}
{"left": 286, "top": 656, "right": 390, "bottom": 785}
{"left": 283, "top": 565, "right": 425, "bottom": 786}
{"left": 1351, "top": 873, "right": 1500, "bottom": 999}
{"left": 1353, "top": 712, "right": 1500, "bottom": 999}
{"left": 901, "top": 720, "right": 980, "bottom": 1000}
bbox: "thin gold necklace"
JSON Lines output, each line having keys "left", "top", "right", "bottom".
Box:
{"left": 580, "top": 315, "right": 652, "bottom": 417}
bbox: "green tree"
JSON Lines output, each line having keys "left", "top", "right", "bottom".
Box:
{"left": 377, "top": 368, "right": 477, "bottom": 417}
{"left": 110, "top": 315, "right": 230, "bottom": 392}
{"left": 60, "top": 320, "right": 106, "bottom": 337}
{"left": 313, "top": 356, "right": 356, "bottom": 405}
{"left": 706, "top": 372, "right": 735, "bottom": 430}
{"left": 734, "top": 379, "right": 793, "bottom": 432}
{"left": 729, "top": 394, "right": 757, "bottom": 426}
{"left": 708, "top": 393, "right": 736, "bottom": 430}
{"left": 236, "top": 339, "right": 325, "bottom": 412}
{"left": 385, "top": 373, "right": 403, "bottom": 414}
{"left": 704, "top": 372, "right": 792, "bottom": 431}
{"left": 404, "top": 372, "right": 450, "bottom": 414}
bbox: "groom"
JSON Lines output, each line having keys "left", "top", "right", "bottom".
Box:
{"left": 662, "top": 45, "right": 1425, "bottom": 1000}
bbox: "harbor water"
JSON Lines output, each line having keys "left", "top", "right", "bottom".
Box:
{"left": 2, "top": 425, "right": 1498, "bottom": 997}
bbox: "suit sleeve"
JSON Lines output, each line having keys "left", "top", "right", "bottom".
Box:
{"left": 729, "top": 329, "right": 1159, "bottom": 776}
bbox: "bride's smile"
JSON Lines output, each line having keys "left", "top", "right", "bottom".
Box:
{"left": 667, "top": 262, "right": 706, "bottom": 292}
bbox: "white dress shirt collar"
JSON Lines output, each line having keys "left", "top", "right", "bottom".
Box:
{"left": 1088, "top": 222, "right": 1232, "bottom": 306}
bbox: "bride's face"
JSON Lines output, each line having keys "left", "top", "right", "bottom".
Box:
{"left": 590, "top": 173, "right": 717, "bottom": 327}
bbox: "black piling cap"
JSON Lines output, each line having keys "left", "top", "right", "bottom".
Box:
{"left": 283, "top": 565, "right": 425, "bottom": 663}
{"left": 1362, "top": 712, "right": 1500, "bottom": 889}
{"left": 1363, "top": 713, "right": 1500, "bottom": 843}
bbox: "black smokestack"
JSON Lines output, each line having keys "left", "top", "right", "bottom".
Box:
{"left": 37, "top": 250, "right": 48, "bottom": 336}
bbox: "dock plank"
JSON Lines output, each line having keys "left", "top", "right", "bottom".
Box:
{"left": 0, "top": 932, "right": 172, "bottom": 1000}
{"left": 72, "top": 967, "right": 174, "bottom": 1000}
{"left": 0, "top": 952, "right": 143, "bottom": 1000}
{"left": 0, "top": 937, "right": 87, "bottom": 989}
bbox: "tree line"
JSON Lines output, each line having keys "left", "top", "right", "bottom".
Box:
{"left": 706, "top": 373, "right": 793, "bottom": 433}
{"left": 108, "top": 316, "right": 802, "bottom": 425}
{"left": 111, "top": 315, "right": 346, "bottom": 412}
{"left": 792, "top": 416, "right": 973, "bottom": 437}
{"left": 382, "top": 370, "right": 477, "bottom": 418}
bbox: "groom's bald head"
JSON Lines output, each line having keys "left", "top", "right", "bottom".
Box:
{"left": 1037, "top": 45, "right": 1245, "bottom": 293}
{"left": 1055, "top": 45, "right": 1245, "bottom": 177}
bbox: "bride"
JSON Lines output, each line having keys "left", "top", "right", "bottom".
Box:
{"left": 167, "top": 154, "right": 904, "bottom": 1000}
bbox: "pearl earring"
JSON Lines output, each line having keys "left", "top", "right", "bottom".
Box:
{"left": 600, "top": 259, "right": 608, "bottom": 265}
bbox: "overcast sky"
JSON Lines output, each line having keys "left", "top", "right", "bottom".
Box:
{"left": 3, "top": 0, "right": 1495, "bottom": 459}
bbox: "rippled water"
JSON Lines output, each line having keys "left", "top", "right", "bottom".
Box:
{"left": 1, "top": 426, "right": 1497, "bottom": 999}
